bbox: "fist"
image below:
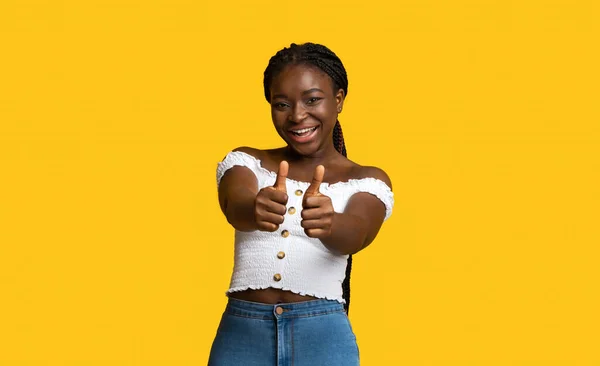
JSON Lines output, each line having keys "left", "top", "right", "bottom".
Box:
{"left": 301, "top": 165, "right": 335, "bottom": 239}
{"left": 255, "top": 161, "right": 288, "bottom": 232}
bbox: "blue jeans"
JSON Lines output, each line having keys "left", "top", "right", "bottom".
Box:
{"left": 208, "top": 297, "right": 360, "bottom": 366}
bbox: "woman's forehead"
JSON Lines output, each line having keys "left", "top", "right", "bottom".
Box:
{"left": 270, "top": 64, "right": 334, "bottom": 93}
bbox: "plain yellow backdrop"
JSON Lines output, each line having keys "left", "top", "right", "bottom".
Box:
{"left": 1, "top": 0, "right": 599, "bottom": 365}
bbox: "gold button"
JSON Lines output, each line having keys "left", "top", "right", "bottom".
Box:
{"left": 275, "top": 306, "right": 284, "bottom": 315}
{"left": 295, "top": 189, "right": 303, "bottom": 196}
{"left": 281, "top": 230, "right": 289, "bottom": 238}
{"left": 277, "top": 251, "right": 285, "bottom": 259}
{"left": 288, "top": 207, "right": 296, "bottom": 215}
{"left": 273, "top": 273, "right": 282, "bottom": 281}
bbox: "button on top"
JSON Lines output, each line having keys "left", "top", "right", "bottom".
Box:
{"left": 288, "top": 207, "right": 296, "bottom": 215}
{"left": 273, "top": 273, "right": 282, "bottom": 282}
{"left": 295, "top": 189, "right": 303, "bottom": 196}
{"left": 277, "top": 251, "right": 285, "bottom": 259}
{"left": 275, "top": 306, "right": 284, "bottom": 315}
{"left": 281, "top": 230, "right": 289, "bottom": 238}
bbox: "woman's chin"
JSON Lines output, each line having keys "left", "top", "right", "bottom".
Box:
{"left": 286, "top": 142, "right": 320, "bottom": 157}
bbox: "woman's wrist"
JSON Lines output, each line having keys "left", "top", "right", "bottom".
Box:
{"left": 226, "top": 191, "right": 259, "bottom": 232}
{"left": 319, "top": 212, "right": 366, "bottom": 255}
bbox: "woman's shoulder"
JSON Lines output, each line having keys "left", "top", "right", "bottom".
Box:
{"left": 231, "top": 146, "right": 263, "bottom": 159}
{"left": 230, "top": 146, "right": 282, "bottom": 160}
{"left": 345, "top": 160, "right": 392, "bottom": 190}
{"left": 230, "top": 146, "right": 293, "bottom": 171}
{"left": 338, "top": 159, "right": 395, "bottom": 221}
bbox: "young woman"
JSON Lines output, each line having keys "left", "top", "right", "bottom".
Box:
{"left": 209, "top": 42, "right": 394, "bottom": 366}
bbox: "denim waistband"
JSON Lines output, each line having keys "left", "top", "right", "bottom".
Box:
{"left": 225, "top": 297, "right": 345, "bottom": 320}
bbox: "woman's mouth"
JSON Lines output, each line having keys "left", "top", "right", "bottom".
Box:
{"left": 287, "top": 126, "right": 319, "bottom": 143}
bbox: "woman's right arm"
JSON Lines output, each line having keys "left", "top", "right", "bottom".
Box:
{"left": 218, "top": 148, "right": 288, "bottom": 233}
{"left": 218, "top": 164, "right": 260, "bottom": 232}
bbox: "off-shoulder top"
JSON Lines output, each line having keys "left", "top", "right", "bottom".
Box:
{"left": 216, "top": 151, "right": 394, "bottom": 303}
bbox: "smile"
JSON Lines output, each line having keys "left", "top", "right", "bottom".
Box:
{"left": 287, "top": 125, "right": 319, "bottom": 143}
{"left": 290, "top": 126, "right": 318, "bottom": 136}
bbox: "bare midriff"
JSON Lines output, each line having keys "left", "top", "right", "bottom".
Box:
{"left": 228, "top": 288, "right": 320, "bottom": 304}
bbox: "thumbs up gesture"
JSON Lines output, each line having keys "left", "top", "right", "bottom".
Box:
{"left": 255, "top": 161, "right": 289, "bottom": 232}
{"left": 301, "top": 165, "right": 335, "bottom": 239}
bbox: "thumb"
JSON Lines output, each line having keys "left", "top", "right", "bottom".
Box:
{"left": 273, "top": 160, "right": 289, "bottom": 191}
{"left": 306, "top": 165, "right": 324, "bottom": 196}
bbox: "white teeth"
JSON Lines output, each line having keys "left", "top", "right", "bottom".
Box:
{"left": 292, "top": 126, "right": 317, "bottom": 134}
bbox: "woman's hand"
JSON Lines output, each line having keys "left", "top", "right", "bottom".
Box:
{"left": 254, "top": 161, "right": 289, "bottom": 232}
{"left": 301, "top": 165, "right": 335, "bottom": 239}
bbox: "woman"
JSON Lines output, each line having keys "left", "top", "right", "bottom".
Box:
{"left": 209, "top": 42, "right": 394, "bottom": 366}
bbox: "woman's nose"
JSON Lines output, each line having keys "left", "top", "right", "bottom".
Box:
{"left": 289, "top": 104, "right": 307, "bottom": 123}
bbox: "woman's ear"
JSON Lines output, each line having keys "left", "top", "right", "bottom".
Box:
{"left": 335, "top": 89, "right": 345, "bottom": 113}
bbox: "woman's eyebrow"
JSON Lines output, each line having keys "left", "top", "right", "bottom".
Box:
{"left": 302, "top": 88, "right": 324, "bottom": 95}
{"left": 272, "top": 88, "right": 324, "bottom": 100}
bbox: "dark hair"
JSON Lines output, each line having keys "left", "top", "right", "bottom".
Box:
{"left": 263, "top": 42, "right": 353, "bottom": 313}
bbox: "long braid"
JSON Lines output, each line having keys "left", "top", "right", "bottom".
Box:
{"left": 333, "top": 120, "right": 352, "bottom": 314}
{"left": 264, "top": 43, "right": 354, "bottom": 314}
{"left": 333, "top": 120, "right": 347, "bottom": 158}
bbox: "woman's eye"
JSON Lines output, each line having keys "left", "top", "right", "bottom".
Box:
{"left": 274, "top": 102, "right": 288, "bottom": 109}
{"left": 306, "top": 97, "right": 321, "bottom": 105}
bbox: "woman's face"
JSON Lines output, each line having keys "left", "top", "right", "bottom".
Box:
{"left": 269, "top": 64, "right": 345, "bottom": 157}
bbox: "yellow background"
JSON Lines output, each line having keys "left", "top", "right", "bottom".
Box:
{"left": 1, "top": 0, "right": 599, "bottom": 364}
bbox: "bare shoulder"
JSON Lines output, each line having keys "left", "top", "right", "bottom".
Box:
{"left": 353, "top": 164, "right": 393, "bottom": 190}
{"left": 231, "top": 146, "right": 263, "bottom": 160}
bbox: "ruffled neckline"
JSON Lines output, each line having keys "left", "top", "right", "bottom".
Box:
{"left": 236, "top": 150, "right": 392, "bottom": 191}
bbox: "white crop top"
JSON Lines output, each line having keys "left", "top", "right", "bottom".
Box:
{"left": 216, "top": 151, "right": 395, "bottom": 303}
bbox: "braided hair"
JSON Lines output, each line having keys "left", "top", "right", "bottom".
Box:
{"left": 263, "top": 43, "right": 353, "bottom": 314}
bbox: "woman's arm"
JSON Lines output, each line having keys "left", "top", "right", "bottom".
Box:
{"left": 301, "top": 166, "right": 392, "bottom": 255}
{"left": 218, "top": 147, "right": 289, "bottom": 232}
{"left": 218, "top": 165, "right": 260, "bottom": 232}
{"left": 321, "top": 191, "right": 388, "bottom": 255}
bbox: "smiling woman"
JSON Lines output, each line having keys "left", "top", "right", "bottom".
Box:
{"left": 270, "top": 65, "right": 343, "bottom": 150}
{"left": 208, "top": 43, "right": 394, "bottom": 366}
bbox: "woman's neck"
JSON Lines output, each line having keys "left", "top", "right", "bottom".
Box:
{"left": 283, "top": 144, "right": 341, "bottom": 165}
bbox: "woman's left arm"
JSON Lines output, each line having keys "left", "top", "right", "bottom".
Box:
{"left": 301, "top": 166, "right": 392, "bottom": 255}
